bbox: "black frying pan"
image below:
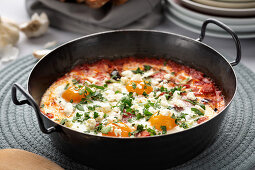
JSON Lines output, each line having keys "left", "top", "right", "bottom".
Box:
{"left": 11, "top": 19, "right": 241, "bottom": 169}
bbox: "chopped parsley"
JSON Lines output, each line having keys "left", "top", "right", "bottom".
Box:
{"left": 185, "top": 99, "right": 205, "bottom": 110}
{"left": 72, "top": 79, "right": 80, "bottom": 85}
{"left": 64, "top": 83, "right": 70, "bottom": 90}
{"left": 142, "top": 91, "right": 148, "bottom": 97}
{"left": 132, "top": 67, "right": 144, "bottom": 74}
{"left": 72, "top": 112, "right": 86, "bottom": 123}
{"left": 89, "top": 84, "right": 105, "bottom": 90}
{"left": 119, "top": 95, "right": 133, "bottom": 113}
{"left": 75, "top": 104, "right": 84, "bottom": 111}
{"left": 136, "top": 113, "right": 144, "bottom": 120}
{"left": 160, "top": 126, "right": 167, "bottom": 134}
{"left": 132, "top": 82, "right": 137, "bottom": 89}
{"left": 129, "top": 124, "right": 144, "bottom": 136}
{"left": 115, "top": 90, "right": 121, "bottom": 94}
{"left": 198, "top": 103, "right": 206, "bottom": 110}
{"left": 143, "top": 109, "right": 153, "bottom": 117}
{"left": 94, "top": 112, "right": 99, "bottom": 119}
{"left": 171, "top": 113, "right": 188, "bottom": 126}
{"left": 88, "top": 105, "right": 100, "bottom": 111}
{"left": 185, "top": 99, "right": 197, "bottom": 105}
{"left": 95, "top": 123, "right": 103, "bottom": 133}
{"left": 191, "top": 108, "right": 204, "bottom": 116}
{"left": 147, "top": 128, "right": 157, "bottom": 136}
{"left": 144, "top": 65, "right": 152, "bottom": 71}
{"left": 180, "top": 122, "right": 189, "bottom": 129}
{"left": 144, "top": 80, "right": 151, "bottom": 86}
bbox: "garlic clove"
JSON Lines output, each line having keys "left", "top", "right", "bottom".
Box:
{"left": 0, "top": 16, "right": 20, "bottom": 47}
{"left": 20, "top": 13, "right": 49, "bottom": 38}
{"left": 33, "top": 49, "right": 51, "bottom": 59}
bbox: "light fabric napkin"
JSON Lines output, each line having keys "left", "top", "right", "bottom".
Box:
{"left": 26, "top": 0, "right": 163, "bottom": 34}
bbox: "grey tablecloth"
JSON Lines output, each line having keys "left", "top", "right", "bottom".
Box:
{"left": 26, "top": 0, "right": 163, "bottom": 34}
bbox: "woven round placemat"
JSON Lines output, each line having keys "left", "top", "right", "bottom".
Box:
{"left": 0, "top": 54, "right": 255, "bottom": 170}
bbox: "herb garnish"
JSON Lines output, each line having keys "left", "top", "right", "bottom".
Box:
{"left": 132, "top": 67, "right": 144, "bottom": 74}
{"left": 89, "top": 84, "right": 105, "bottom": 90}
{"left": 144, "top": 65, "right": 152, "bottom": 71}
{"left": 142, "top": 91, "right": 148, "bottom": 97}
{"left": 94, "top": 112, "right": 99, "bottom": 119}
{"left": 72, "top": 79, "right": 80, "bottom": 85}
{"left": 160, "top": 126, "right": 167, "bottom": 134}
{"left": 75, "top": 104, "right": 84, "bottom": 111}
{"left": 64, "top": 83, "right": 70, "bottom": 90}
{"left": 191, "top": 108, "right": 204, "bottom": 116}
{"left": 115, "top": 90, "right": 121, "bottom": 94}
{"left": 132, "top": 82, "right": 137, "bottom": 89}
{"left": 88, "top": 105, "right": 100, "bottom": 111}
{"left": 185, "top": 99, "right": 197, "bottom": 105}
{"left": 171, "top": 113, "right": 188, "bottom": 127}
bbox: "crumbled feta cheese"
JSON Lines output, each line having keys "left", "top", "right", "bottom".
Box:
{"left": 120, "top": 77, "right": 129, "bottom": 85}
{"left": 135, "top": 96, "right": 147, "bottom": 104}
{"left": 113, "top": 106, "right": 120, "bottom": 113}
{"left": 87, "top": 77, "right": 98, "bottom": 84}
{"left": 148, "top": 107, "right": 156, "bottom": 114}
{"left": 108, "top": 83, "right": 123, "bottom": 92}
{"left": 63, "top": 103, "right": 73, "bottom": 117}
{"left": 131, "top": 74, "right": 142, "bottom": 81}
{"left": 164, "top": 74, "right": 173, "bottom": 80}
{"left": 114, "top": 128, "right": 122, "bottom": 136}
{"left": 142, "top": 70, "right": 154, "bottom": 78}
{"left": 204, "top": 105, "right": 214, "bottom": 119}
{"left": 86, "top": 119, "right": 96, "bottom": 130}
{"left": 171, "top": 99, "right": 186, "bottom": 108}
{"left": 161, "top": 99, "right": 169, "bottom": 107}
{"left": 131, "top": 104, "right": 143, "bottom": 115}
{"left": 160, "top": 109, "right": 171, "bottom": 116}
{"left": 137, "top": 83, "right": 142, "bottom": 89}
{"left": 186, "top": 92, "right": 196, "bottom": 100}
{"left": 122, "top": 70, "right": 133, "bottom": 78}
{"left": 103, "top": 90, "right": 116, "bottom": 102}
{"left": 172, "top": 91, "right": 181, "bottom": 100}
{"left": 97, "top": 103, "right": 112, "bottom": 113}
{"left": 151, "top": 78, "right": 161, "bottom": 86}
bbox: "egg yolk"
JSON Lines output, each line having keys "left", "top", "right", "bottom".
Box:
{"left": 102, "top": 122, "right": 133, "bottom": 137}
{"left": 62, "top": 86, "right": 88, "bottom": 103}
{"left": 126, "top": 81, "right": 153, "bottom": 95}
{"left": 149, "top": 113, "right": 176, "bottom": 131}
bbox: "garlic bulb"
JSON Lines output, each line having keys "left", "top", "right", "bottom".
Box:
{"left": 0, "top": 16, "right": 20, "bottom": 47}
{"left": 20, "top": 13, "right": 49, "bottom": 38}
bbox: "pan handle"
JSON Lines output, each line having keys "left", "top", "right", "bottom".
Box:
{"left": 12, "top": 83, "right": 56, "bottom": 134}
{"left": 197, "top": 18, "right": 241, "bottom": 66}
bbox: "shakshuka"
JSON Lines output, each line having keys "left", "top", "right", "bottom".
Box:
{"left": 40, "top": 57, "right": 225, "bottom": 137}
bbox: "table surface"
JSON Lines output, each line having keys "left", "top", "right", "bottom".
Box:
{"left": 1, "top": 0, "right": 255, "bottom": 72}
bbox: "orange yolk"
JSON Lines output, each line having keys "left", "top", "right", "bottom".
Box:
{"left": 126, "top": 81, "right": 153, "bottom": 95}
{"left": 62, "top": 86, "right": 88, "bottom": 103}
{"left": 102, "top": 122, "right": 133, "bottom": 137}
{"left": 149, "top": 113, "right": 176, "bottom": 131}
